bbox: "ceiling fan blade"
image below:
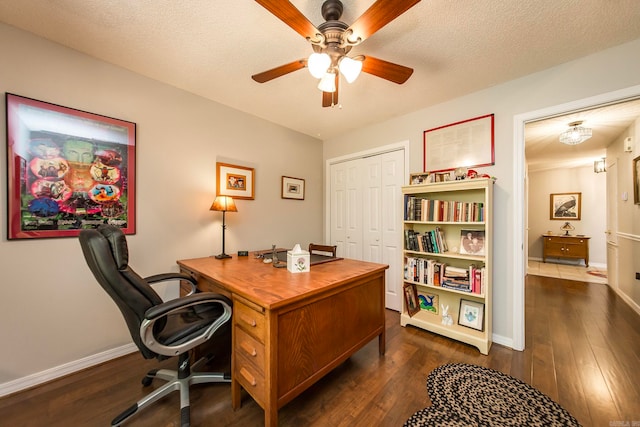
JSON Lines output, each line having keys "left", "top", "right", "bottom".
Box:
{"left": 361, "top": 55, "right": 413, "bottom": 84}
{"left": 322, "top": 75, "right": 339, "bottom": 108}
{"left": 255, "top": 0, "right": 321, "bottom": 40}
{"left": 346, "top": 0, "right": 421, "bottom": 44}
{"left": 252, "top": 59, "right": 306, "bottom": 83}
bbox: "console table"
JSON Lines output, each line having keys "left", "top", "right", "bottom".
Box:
{"left": 177, "top": 255, "right": 388, "bottom": 427}
{"left": 542, "top": 234, "right": 590, "bottom": 266}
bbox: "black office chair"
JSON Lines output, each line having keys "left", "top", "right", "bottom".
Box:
{"left": 79, "top": 224, "right": 232, "bottom": 427}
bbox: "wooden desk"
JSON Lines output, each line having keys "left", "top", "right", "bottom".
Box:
{"left": 176, "top": 256, "right": 388, "bottom": 427}
{"left": 542, "top": 234, "right": 590, "bottom": 266}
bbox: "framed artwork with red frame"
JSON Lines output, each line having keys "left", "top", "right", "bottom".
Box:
{"left": 5, "top": 93, "right": 136, "bottom": 239}
{"left": 423, "top": 114, "right": 495, "bottom": 173}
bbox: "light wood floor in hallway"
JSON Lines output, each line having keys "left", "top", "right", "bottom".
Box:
{"left": 1, "top": 274, "right": 638, "bottom": 426}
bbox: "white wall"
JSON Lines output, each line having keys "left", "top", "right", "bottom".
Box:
{"left": 0, "top": 24, "right": 323, "bottom": 388}
{"left": 608, "top": 117, "right": 640, "bottom": 310}
{"left": 528, "top": 166, "right": 607, "bottom": 266}
{"left": 323, "top": 38, "right": 640, "bottom": 347}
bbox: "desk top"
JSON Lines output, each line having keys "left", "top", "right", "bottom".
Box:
{"left": 177, "top": 256, "right": 388, "bottom": 310}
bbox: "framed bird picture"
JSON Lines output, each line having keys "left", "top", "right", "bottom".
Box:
{"left": 550, "top": 192, "right": 581, "bottom": 220}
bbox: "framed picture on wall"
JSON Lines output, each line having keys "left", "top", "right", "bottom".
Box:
{"left": 5, "top": 93, "right": 136, "bottom": 239}
{"left": 633, "top": 156, "right": 640, "bottom": 204}
{"left": 216, "top": 162, "right": 255, "bottom": 200}
{"left": 549, "top": 192, "right": 581, "bottom": 220}
{"left": 281, "top": 176, "right": 305, "bottom": 200}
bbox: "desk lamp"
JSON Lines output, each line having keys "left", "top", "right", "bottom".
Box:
{"left": 210, "top": 196, "right": 237, "bottom": 259}
{"left": 560, "top": 222, "right": 575, "bottom": 236}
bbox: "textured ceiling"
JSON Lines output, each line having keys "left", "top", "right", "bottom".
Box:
{"left": 2, "top": 0, "right": 640, "bottom": 151}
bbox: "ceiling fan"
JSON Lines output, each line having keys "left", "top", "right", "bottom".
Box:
{"left": 252, "top": 0, "right": 421, "bottom": 107}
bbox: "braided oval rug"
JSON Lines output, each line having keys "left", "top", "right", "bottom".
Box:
{"left": 404, "top": 363, "right": 581, "bottom": 427}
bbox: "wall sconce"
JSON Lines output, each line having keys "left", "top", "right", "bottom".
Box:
{"left": 593, "top": 158, "right": 606, "bottom": 173}
{"left": 210, "top": 196, "right": 237, "bottom": 259}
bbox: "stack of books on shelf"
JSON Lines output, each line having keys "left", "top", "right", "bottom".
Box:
{"left": 405, "top": 196, "right": 484, "bottom": 222}
{"left": 404, "top": 227, "right": 448, "bottom": 253}
{"left": 404, "top": 257, "right": 485, "bottom": 295}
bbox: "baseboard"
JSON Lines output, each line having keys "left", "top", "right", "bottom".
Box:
{"left": 0, "top": 343, "right": 137, "bottom": 398}
{"left": 616, "top": 288, "right": 640, "bottom": 317}
{"left": 491, "top": 333, "right": 513, "bottom": 350}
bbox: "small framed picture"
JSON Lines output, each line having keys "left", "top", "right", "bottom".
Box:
{"left": 459, "top": 230, "right": 485, "bottom": 256}
{"left": 633, "top": 156, "right": 640, "bottom": 204}
{"left": 458, "top": 299, "right": 484, "bottom": 331}
{"left": 403, "top": 283, "right": 420, "bottom": 317}
{"left": 550, "top": 192, "right": 581, "bottom": 220}
{"left": 417, "top": 291, "right": 439, "bottom": 315}
{"left": 409, "top": 172, "right": 430, "bottom": 185}
{"left": 216, "top": 162, "right": 254, "bottom": 200}
{"left": 281, "top": 176, "right": 305, "bottom": 200}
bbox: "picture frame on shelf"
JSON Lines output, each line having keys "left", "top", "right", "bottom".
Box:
{"left": 459, "top": 230, "right": 485, "bottom": 256}
{"left": 216, "top": 162, "right": 254, "bottom": 200}
{"left": 409, "top": 172, "right": 430, "bottom": 185}
{"left": 5, "top": 93, "right": 137, "bottom": 240}
{"left": 281, "top": 176, "right": 305, "bottom": 200}
{"left": 403, "top": 283, "right": 420, "bottom": 317}
{"left": 417, "top": 291, "right": 439, "bottom": 315}
{"left": 550, "top": 192, "right": 581, "bottom": 220}
{"left": 458, "top": 299, "right": 484, "bottom": 331}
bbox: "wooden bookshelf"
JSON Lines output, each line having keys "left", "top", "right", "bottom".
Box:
{"left": 400, "top": 178, "right": 494, "bottom": 354}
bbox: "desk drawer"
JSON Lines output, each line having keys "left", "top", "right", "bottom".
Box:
{"left": 235, "top": 357, "right": 266, "bottom": 406}
{"left": 234, "top": 300, "right": 265, "bottom": 341}
{"left": 235, "top": 327, "right": 265, "bottom": 374}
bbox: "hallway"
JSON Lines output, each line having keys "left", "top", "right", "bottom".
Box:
{"left": 527, "top": 259, "right": 607, "bottom": 285}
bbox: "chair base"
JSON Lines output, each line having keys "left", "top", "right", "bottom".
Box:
{"left": 112, "top": 353, "right": 231, "bottom": 427}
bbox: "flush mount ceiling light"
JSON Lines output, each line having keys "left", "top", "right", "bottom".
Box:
{"left": 251, "top": 0, "right": 419, "bottom": 107}
{"left": 559, "top": 121, "right": 593, "bottom": 145}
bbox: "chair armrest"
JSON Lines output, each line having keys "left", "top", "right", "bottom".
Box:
{"left": 140, "top": 293, "right": 232, "bottom": 357}
{"left": 144, "top": 272, "right": 197, "bottom": 296}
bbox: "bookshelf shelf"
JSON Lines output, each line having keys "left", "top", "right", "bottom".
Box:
{"left": 401, "top": 178, "right": 494, "bottom": 354}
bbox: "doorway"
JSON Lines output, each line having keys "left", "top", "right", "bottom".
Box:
{"left": 512, "top": 84, "right": 640, "bottom": 351}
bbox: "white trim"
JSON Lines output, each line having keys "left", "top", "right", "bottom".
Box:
{"left": 324, "top": 140, "right": 410, "bottom": 242}
{"left": 491, "top": 333, "right": 512, "bottom": 349}
{"left": 0, "top": 343, "right": 137, "bottom": 398}
{"left": 513, "top": 84, "right": 640, "bottom": 352}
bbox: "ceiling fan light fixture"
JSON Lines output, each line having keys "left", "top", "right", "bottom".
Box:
{"left": 339, "top": 56, "right": 362, "bottom": 83}
{"left": 308, "top": 53, "right": 331, "bottom": 79}
{"left": 318, "top": 71, "right": 337, "bottom": 93}
{"left": 559, "top": 120, "right": 592, "bottom": 145}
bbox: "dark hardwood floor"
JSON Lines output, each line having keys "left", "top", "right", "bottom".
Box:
{"left": 1, "top": 275, "right": 639, "bottom": 426}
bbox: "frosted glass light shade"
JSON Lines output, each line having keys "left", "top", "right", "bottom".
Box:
{"left": 317, "top": 71, "right": 336, "bottom": 93}
{"left": 559, "top": 121, "right": 592, "bottom": 145}
{"left": 339, "top": 56, "right": 362, "bottom": 83}
{"left": 308, "top": 53, "right": 331, "bottom": 79}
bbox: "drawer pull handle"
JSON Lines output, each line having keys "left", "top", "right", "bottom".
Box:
{"left": 239, "top": 314, "right": 257, "bottom": 327}
{"left": 240, "top": 341, "right": 257, "bottom": 357}
{"left": 240, "top": 367, "right": 257, "bottom": 386}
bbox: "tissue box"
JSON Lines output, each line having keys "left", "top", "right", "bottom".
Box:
{"left": 287, "top": 249, "right": 310, "bottom": 273}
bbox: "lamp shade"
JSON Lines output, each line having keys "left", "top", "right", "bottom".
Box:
{"left": 560, "top": 221, "right": 575, "bottom": 235}
{"left": 210, "top": 196, "right": 237, "bottom": 212}
{"left": 308, "top": 53, "right": 331, "bottom": 79}
{"left": 339, "top": 56, "right": 362, "bottom": 83}
{"left": 317, "top": 71, "right": 337, "bottom": 93}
